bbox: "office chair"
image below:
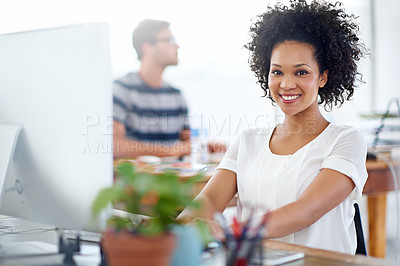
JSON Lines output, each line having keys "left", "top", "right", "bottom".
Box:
{"left": 354, "top": 203, "right": 367, "bottom": 255}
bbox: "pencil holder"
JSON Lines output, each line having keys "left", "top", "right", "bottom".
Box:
{"left": 225, "top": 235, "right": 263, "bottom": 266}
{"left": 247, "top": 238, "right": 264, "bottom": 265}
{"left": 213, "top": 210, "right": 270, "bottom": 266}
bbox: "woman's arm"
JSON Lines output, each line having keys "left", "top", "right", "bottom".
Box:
{"left": 265, "top": 168, "right": 355, "bottom": 238}
{"left": 179, "top": 164, "right": 354, "bottom": 240}
{"left": 178, "top": 169, "right": 238, "bottom": 222}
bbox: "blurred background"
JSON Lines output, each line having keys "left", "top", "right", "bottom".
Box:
{"left": 2, "top": 0, "right": 399, "bottom": 143}
{"left": 1, "top": 0, "right": 399, "bottom": 261}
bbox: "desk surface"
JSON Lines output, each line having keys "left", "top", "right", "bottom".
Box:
{"left": 364, "top": 159, "right": 399, "bottom": 194}
{"left": 264, "top": 240, "right": 395, "bottom": 266}
{"left": 0, "top": 215, "right": 395, "bottom": 266}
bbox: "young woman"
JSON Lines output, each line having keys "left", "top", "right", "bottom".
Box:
{"left": 179, "top": 0, "right": 368, "bottom": 254}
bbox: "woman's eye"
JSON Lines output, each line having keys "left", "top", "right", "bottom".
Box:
{"left": 271, "top": 70, "right": 282, "bottom": 75}
{"left": 296, "top": 70, "right": 308, "bottom": 75}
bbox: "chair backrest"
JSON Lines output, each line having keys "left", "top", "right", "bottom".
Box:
{"left": 354, "top": 203, "right": 367, "bottom": 255}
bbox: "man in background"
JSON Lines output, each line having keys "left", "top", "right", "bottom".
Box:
{"left": 113, "top": 19, "right": 191, "bottom": 158}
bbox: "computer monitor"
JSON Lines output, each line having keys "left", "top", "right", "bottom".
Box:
{"left": 0, "top": 23, "right": 113, "bottom": 231}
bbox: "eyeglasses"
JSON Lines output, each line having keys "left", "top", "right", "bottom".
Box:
{"left": 153, "top": 36, "right": 177, "bottom": 45}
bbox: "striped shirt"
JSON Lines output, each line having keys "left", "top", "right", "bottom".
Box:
{"left": 113, "top": 72, "right": 190, "bottom": 143}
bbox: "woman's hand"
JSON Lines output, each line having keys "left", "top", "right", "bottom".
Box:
{"left": 190, "top": 217, "right": 226, "bottom": 242}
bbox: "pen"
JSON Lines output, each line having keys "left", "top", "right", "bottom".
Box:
{"left": 231, "top": 216, "right": 242, "bottom": 240}
{"left": 235, "top": 208, "right": 255, "bottom": 254}
{"left": 213, "top": 212, "right": 237, "bottom": 265}
{"left": 213, "top": 212, "right": 234, "bottom": 242}
{"left": 245, "top": 211, "right": 271, "bottom": 261}
{"left": 239, "top": 208, "right": 255, "bottom": 242}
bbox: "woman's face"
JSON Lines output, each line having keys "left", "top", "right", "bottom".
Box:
{"left": 268, "top": 41, "right": 328, "bottom": 117}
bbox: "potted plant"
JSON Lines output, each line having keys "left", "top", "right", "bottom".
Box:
{"left": 92, "top": 161, "right": 211, "bottom": 266}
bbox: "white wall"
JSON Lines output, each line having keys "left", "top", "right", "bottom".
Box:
{"left": 374, "top": 0, "right": 400, "bottom": 112}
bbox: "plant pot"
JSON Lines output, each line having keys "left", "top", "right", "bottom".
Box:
{"left": 170, "top": 225, "right": 203, "bottom": 266}
{"left": 102, "top": 230, "right": 177, "bottom": 266}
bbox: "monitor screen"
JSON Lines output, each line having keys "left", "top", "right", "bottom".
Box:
{"left": 0, "top": 23, "right": 113, "bottom": 231}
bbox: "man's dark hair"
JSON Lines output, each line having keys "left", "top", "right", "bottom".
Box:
{"left": 132, "top": 19, "right": 170, "bottom": 60}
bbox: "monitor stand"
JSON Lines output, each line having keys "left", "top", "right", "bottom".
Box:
{"left": 58, "top": 233, "right": 80, "bottom": 265}
{"left": 0, "top": 124, "right": 21, "bottom": 204}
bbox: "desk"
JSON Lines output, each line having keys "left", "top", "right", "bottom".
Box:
{"left": 0, "top": 214, "right": 393, "bottom": 266}
{"left": 205, "top": 240, "right": 394, "bottom": 265}
{"left": 263, "top": 239, "right": 394, "bottom": 265}
{"left": 0, "top": 219, "right": 394, "bottom": 266}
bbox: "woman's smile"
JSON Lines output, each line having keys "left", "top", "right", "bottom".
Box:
{"left": 280, "top": 94, "right": 301, "bottom": 102}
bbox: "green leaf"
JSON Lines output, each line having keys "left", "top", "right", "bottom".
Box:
{"left": 92, "top": 187, "right": 115, "bottom": 217}
{"left": 116, "top": 162, "right": 136, "bottom": 182}
{"left": 107, "top": 216, "right": 134, "bottom": 232}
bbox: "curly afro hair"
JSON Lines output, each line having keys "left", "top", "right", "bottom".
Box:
{"left": 246, "top": 0, "right": 367, "bottom": 110}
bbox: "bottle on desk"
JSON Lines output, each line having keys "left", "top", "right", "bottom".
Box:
{"left": 190, "top": 127, "right": 209, "bottom": 166}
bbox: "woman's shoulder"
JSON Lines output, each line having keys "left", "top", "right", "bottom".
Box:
{"left": 324, "top": 123, "right": 367, "bottom": 149}
{"left": 327, "top": 123, "right": 364, "bottom": 137}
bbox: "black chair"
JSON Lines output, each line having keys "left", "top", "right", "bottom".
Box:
{"left": 354, "top": 203, "right": 367, "bottom": 255}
